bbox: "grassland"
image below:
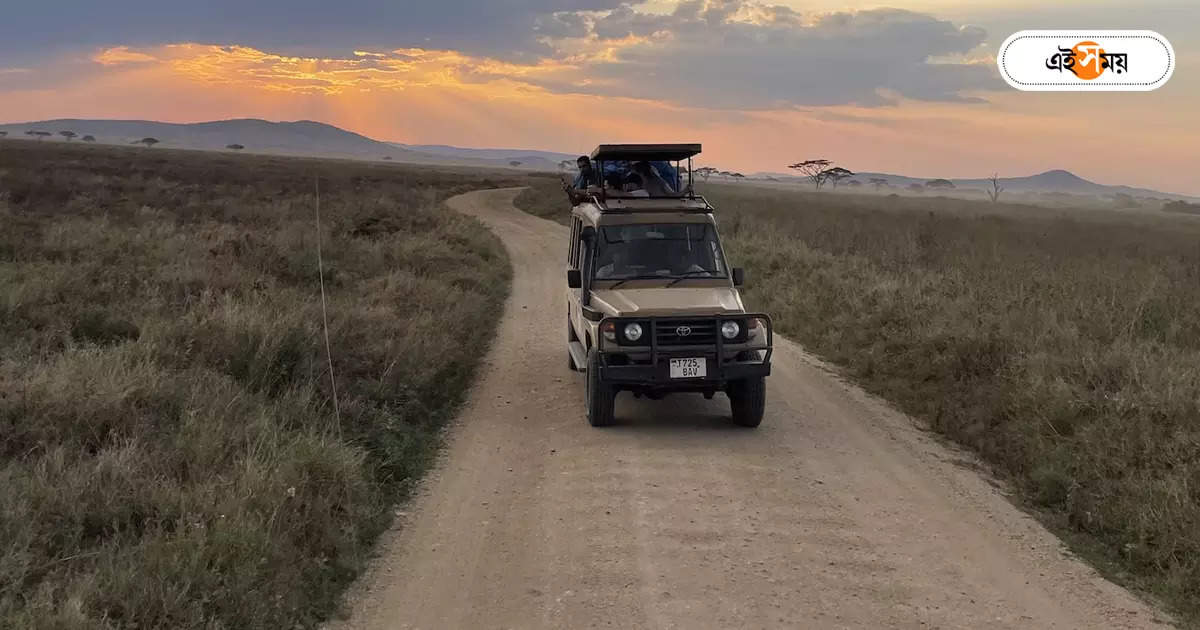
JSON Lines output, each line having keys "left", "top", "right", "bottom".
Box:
{"left": 0, "top": 140, "right": 518, "bottom": 628}
{"left": 516, "top": 173, "right": 1200, "bottom": 622}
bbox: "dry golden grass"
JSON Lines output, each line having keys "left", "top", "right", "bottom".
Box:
{"left": 0, "top": 140, "right": 520, "bottom": 628}
{"left": 516, "top": 174, "right": 1200, "bottom": 622}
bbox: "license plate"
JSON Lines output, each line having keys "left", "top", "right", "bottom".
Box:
{"left": 669, "top": 357, "right": 706, "bottom": 379}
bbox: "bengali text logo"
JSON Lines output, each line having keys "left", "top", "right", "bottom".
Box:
{"left": 999, "top": 30, "right": 1173, "bottom": 91}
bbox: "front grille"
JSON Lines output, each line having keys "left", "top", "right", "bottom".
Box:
{"left": 655, "top": 319, "right": 717, "bottom": 346}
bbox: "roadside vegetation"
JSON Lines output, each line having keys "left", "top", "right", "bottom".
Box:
{"left": 0, "top": 140, "right": 514, "bottom": 628}
{"left": 515, "top": 173, "right": 1200, "bottom": 622}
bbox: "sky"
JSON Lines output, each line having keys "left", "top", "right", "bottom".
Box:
{"left": 1, "top": 1, "right": 1197, "bottom": 194}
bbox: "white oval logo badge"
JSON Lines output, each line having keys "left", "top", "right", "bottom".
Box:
{"left": 998, "top": 30, "right": 1174, "bottom": 91}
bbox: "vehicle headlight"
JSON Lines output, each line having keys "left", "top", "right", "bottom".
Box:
{"left": 601, "top": 321, "right": 616, "bottom": 342}
{"left": 623, "top": 322, "right": 643, "bottom": 342}
{"left": 721, "top": 320, "right": 740, "bottom": 339}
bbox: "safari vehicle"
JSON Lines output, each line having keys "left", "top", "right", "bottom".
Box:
{"left": 565, "top": 143, "right": 773, "bottom": 427}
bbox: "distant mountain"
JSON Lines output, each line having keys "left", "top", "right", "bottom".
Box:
{"left": 753, "top": 168, "right": 1195, "bottom": 201}
{"left": 384, "top": 142, "right": 571, "bottom": 170}
{"left": 0, "top": 118, "right": 578, "bottom": 172}
{"left": 396, "top": 141, "right": 573, "bottom": 162}
{"left": 0, "top": 118, "right": 414, "bottom": 159}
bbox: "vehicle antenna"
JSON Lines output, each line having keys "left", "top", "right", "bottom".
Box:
{"left": 314, "top": 174, "right": 342, "bottom": 439}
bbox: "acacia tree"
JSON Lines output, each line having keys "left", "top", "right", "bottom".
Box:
{"left": 82, "top": 135, "right": 96, "bottom": 142}
{"left": 925, "top": 178, "right": 954, "bottom": 190}
{"left": 59, "top": 130, "right": 77, "bottom": 142}
{"left": 137, "top": 137, "right": 159, "bottom": 148}
{"left": 987, "top": 173, "right": 1004, "bottom": 203}
{"left": 869, "top": 177, "right": 888, "bottom": 191}
{"left": 226, "top": 143, "right": 244, "bottom": 151}
{"left": 0, "top": 131, "right": 7, "bottom": 138}
{"left": 694, "top": 166, "right": 718, "bottom": 182}
{"left": 509, "top": 160, "right": 522, "bottom": 167}
{"left": 823, "top": 167, "right": 854, "bottom": 189}
{"left": 787, "top": 159, "right": 833, "bottom": 189}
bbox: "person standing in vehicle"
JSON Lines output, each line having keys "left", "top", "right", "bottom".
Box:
{"left": 633, "top": 161, "right": 675, "bottom": 197}
{"left": 573, "top": 156, "right": 597, "bottom": 189}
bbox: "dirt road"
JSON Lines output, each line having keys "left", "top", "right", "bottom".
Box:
{"left": 331, "top": 189, "right": 1168, "bottom": 629}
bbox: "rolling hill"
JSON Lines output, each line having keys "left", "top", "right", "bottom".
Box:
{"left": 754, "top": 168, "right": 1195, "bottom": 201}
{"left": 0, "top": 118, "right": 407, "bottom": 159}
{"left": 392, "top": 144, "right": 575, "bottom": 171}
{"left": 0, "top": 118, "right": 572, "bottom": 171}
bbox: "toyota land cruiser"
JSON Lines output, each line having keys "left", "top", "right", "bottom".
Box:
{"left": 565, "top": 144, "right": 773, "bottom": 427}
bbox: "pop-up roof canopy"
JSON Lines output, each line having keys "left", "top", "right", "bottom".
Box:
{"left": 589, "top": 143, "right": 702, "bottom": 162}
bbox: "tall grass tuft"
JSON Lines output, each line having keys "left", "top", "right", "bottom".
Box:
{"left": 0, "top": 140, "right": 514, "bottom": 628}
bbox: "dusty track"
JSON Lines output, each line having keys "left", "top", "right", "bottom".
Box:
{"left": 331, "top": 189, "right": 1168, "bottom": 629}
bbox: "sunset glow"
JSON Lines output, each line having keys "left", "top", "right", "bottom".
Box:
{"left": 1, "top": 0, "right": 1196, "bottom": 194}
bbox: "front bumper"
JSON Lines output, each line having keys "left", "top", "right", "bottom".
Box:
{"left": 597, "top": 314, "right": 773, "bottom": 388}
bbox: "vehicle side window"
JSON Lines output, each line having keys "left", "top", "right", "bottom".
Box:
{"left": 568, "top": 218, "right": 580, "bottom": 267}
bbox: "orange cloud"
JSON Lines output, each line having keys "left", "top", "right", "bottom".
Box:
{"left": 93, "top": 46, "right": 158, "bottom": 65}
{"left": 84, "top": 43, "right": 581, "bottom": 97}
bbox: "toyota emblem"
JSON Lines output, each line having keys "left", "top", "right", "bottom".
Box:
{"left": 675, "top": 326, "right": 692, "bottom": 337}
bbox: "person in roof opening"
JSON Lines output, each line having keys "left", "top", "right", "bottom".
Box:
{"left": 603, "top": 170, "right": 625, "bottom": 192}
{"left": 650, "top": 161, "right": 679, "bottom": 189}
{"left": 623, "top": 173, "right": 650, "bottom": 197}
{"left": 633, "top": 161, "right": 676, "bottom": 196}
{"left": 572, "top": 156, "right": 596, "bottom": 189}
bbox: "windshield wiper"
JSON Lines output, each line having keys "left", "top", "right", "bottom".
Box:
{"left": 605, "top": 274, "right": 671, "bottom": 289}
{"left": 665, "top": 270, "right": 722, "bottom": 287}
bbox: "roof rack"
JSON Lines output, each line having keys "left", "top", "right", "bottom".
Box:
{"left": 580, "top": 142, "right": 704, "bottom": 205}
{"left": 589, "top": 143, "right": 702, "bottom": 162}
{"left": 580, "top": 191, "right": 715, "bottom": 214}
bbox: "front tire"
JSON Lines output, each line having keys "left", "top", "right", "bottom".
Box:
{"left": 729, "top": 377, "right": 766, "bottom": 428}
{"left": 586, "top": 349, "right": 616, "bottom": 427}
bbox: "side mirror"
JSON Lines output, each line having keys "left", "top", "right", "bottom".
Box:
{"left": 732, "top": 267, "right": 745, "bottom": 287}
{"left": 567, "top": 269, "right": 582, "bottom": 289}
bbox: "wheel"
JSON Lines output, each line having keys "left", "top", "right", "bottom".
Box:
{"left": 585, "top": 349, "right": 616, "bottom": 427}
{"left": 729, "top": 377, "right": 766, "bottom": 428}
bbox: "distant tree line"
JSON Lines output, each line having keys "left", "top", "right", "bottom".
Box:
{"left": 693, "top": 166, "right": 744, "bottom": 181}
{"left": 785, "top": 158, "right": 1005, "bottom": 202}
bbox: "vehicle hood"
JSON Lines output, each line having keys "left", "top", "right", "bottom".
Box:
{"left": 591, "top": 287, "right": 745, "bottom": 317}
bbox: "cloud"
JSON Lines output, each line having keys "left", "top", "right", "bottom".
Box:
{"left": 66, "top": 44, "right": 575, "bottom": 98}
{"left": 2, "top": 0, "right": 997, "bottom": 110}
{"left": 94, "top": 46, "right": 158, "bottom": 65}
{"left": 531, "top": 2, "right": 997, "bottom": 108}
{"left": 0, "top": 0, "right": 626, "bottom": 62}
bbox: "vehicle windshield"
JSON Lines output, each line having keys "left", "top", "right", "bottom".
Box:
{"left": 594, "top": 223, "right": 726, "bottom": 281}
